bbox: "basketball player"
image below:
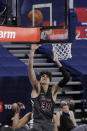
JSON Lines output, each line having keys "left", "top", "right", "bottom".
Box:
{"left": 28, "top": 44, "right": 70, "bottom": 131}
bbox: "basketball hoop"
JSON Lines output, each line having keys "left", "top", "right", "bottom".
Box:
{"left": 52, "top": 43, "right": 72, "bottom": 60}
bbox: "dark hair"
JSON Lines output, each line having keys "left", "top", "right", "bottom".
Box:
{"left": 39, "top": 71, "right": 52, "bottom": 81}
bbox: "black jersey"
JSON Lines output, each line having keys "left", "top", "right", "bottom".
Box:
{"left": 31, "top": 86, "right": 55, "bottom": 123}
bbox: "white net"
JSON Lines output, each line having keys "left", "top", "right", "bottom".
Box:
{"left": 52, "top": 43, "right": 72, "bottom": 60}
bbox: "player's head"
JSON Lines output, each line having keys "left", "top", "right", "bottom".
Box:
{"left": 39, "top": 71, "right": 52, "bottom": 85}
{"left": 61, "top": 103, "right": 69, "bottom": 113}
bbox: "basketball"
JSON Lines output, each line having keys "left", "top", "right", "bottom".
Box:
{"left": 27, "top": 10, "right": 43, "bottom": 25}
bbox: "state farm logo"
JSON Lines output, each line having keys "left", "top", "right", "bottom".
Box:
{"left": 0, "top": 31, "right": 16, "bottom": 39}
{"left": 0, "top": 102, "right": 3, "bottom": 112}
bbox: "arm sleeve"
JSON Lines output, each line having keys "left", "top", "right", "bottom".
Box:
{"left": 58, "top": 66, "right": 70, "bottom": 88}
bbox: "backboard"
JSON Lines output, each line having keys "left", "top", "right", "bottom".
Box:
{"left": 31, "top": 0, "right": 76, "bottom": 43}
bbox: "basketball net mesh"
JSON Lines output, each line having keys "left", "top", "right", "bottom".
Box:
{"left": 52, "top": 43, "right": 72, "bottom": 60}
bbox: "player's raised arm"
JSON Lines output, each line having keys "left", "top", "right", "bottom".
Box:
{"left": 28, "top": 44, "right": 40, "bottom": 90}
{"left": 52, "top": 59, "right": 70, "bottom": 96}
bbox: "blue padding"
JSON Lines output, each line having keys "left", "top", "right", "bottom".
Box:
{"left": 0, "top": 45, "right": 28, "bottom": 76}
{"left": 62, "top": 40, "right": 87, "bottom": 76}
{"left": 37, "top": 44, "right": 53, "bottom": 59}
{"left": 0, "top": 45, "right": 32, "bottom": 122}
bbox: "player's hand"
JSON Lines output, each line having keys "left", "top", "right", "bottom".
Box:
{"left": 51, "top": 55, "right": 58, "bottom": 63}
{"left": 31, "top": 44, "right": 41, "bottom": 51}
{"left": 51, "top": 56, "right": 62, "bottom": 68}
{"left": 17, "top": 102, "right": 24, "bottom": 109}
{"left": 12, "top": 102, "right": 24, "bottom": 113}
